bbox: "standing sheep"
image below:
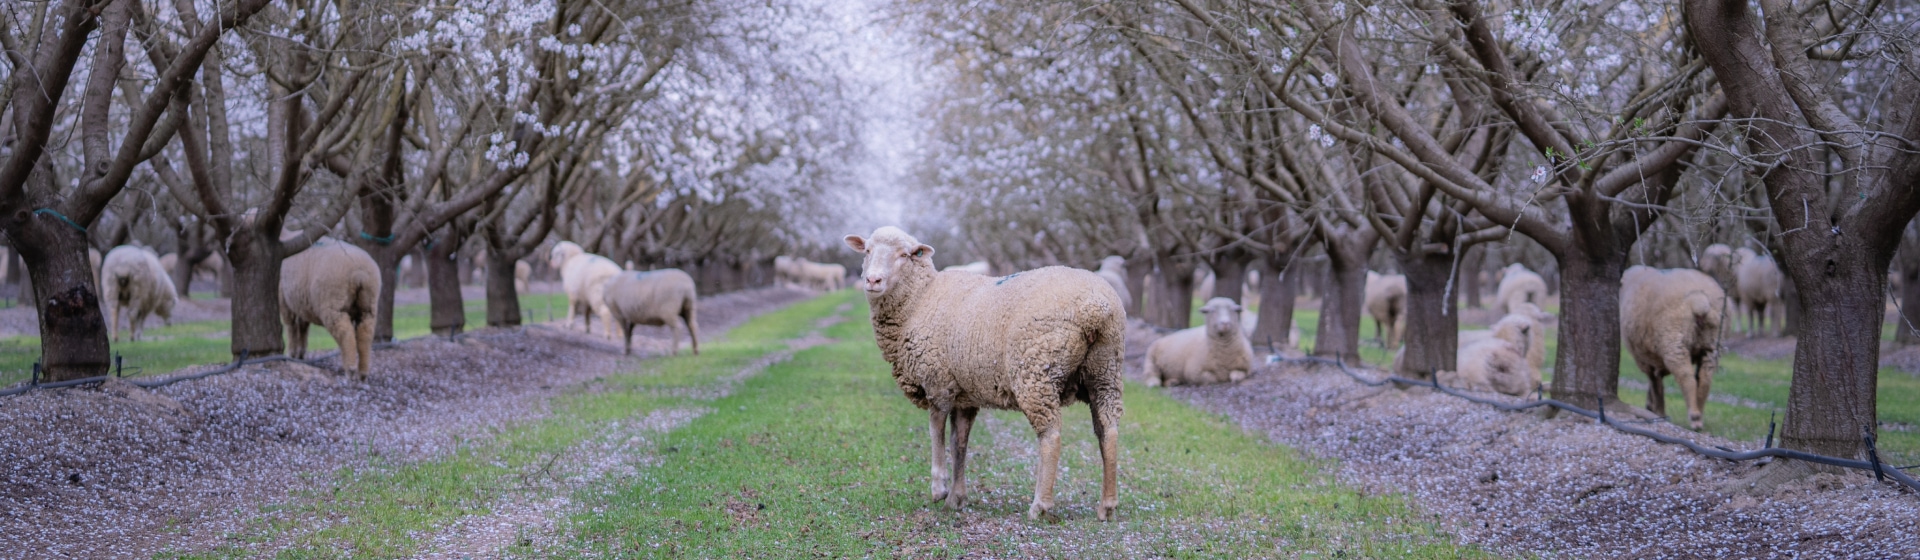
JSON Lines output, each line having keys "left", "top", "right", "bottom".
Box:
{"left": 1700, "top": 243, "right": 1736, "bottom": 290}
{"left": 100, "top": 246, "right": 177, "bottom": 342}
{"left": 1621, "top": 265, "right": 1724, "bottom": 430}
{"left": 1732, "top": 247, "right": 1784, "bottom": 336}
{"left": 1144, "top": 297, "right": 1254, "bottom": 386}
{"left": 1364, "top": 271, "right": 1407, "bottom": 349}
{"left": 845, "top": 226, "right": 1125, "bottom": 521}
{"left": 551, "top": 241, "right": 622, "bottom": 337}
{"left": 798, "top": 260, "right": 846, "bottom": 290}
{"left": 599, "top": 268, "right": 700, "bottom": 356}
{"left": 1094, "top": 256, "right": 1131, "bottom": 313}
{"left": 1494, "top": 263, "right": 1548, "bottom": 315}
{"left": 943, "top": 261, "right": 991, "bottom": 275}
{"left": 774, "top": 255, "right": 801, "bottom": 287}
{"left": 281, "top": 240, "right": 380, "bottom": 377}
{"left": 514, "top": 260, "right": 532, "bottom": 293}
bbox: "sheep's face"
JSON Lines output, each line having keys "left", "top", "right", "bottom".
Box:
{"left": 549, "top": 242, "right": 582, "bottom": 270}
{"left": 1099, "top": 256, "right": 1127, "bottom": 273}
{"left": 1200, "top": 297, "right": 1243, "bottom": 338}
{"left": 844, "top": 227, "right": 934, "bottom": 297}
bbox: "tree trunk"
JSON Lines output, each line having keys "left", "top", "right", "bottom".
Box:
{"left": 1123, "top": 256, "right": 1151, "bottom": 318}
{"left": 1462, "top": 245, "right": 1483, "bottom": 309}
{"left": 1779, "top": 243, "right": 1887, "bottom": 459}
{"left": 225, "top": 228, "right": 286, "bottom": 360}
{"left": 1207, "top": 250, "right": 1251, "bottom": 303}
{"left": 8, "top": 219, "right": 111, "bottom": 380}
{"left": 1547, "top": 252, "right": 1626, "bottom": 410}
{"left": 426, "top": 229, "right": 465, "bottom": 336}
{"left": 1898, "top": 257, "right": 1920, "bottom": 344}
{"left": 484, "top": 244, "right": 524, "bottom": 327}
{"left": 1396, "top": 250, "right": 1457, "bottom": 381}
{"left": 1249, "top": 254, "right": 1298, "bottom": 351}
{"left": 1148, "top": 258, "right": 1197, "bottom": 329}
{"left": 172, "top": 252, "right": 195, "bottom": 298}
{"left": 369, "top": 247, "right": 402, "bottom": 342}
{"left": 1313, "top": 235, "right": 1373, "bottom": 360}
{"left": 1779, "top": 273, "right": 1803, "bottom": 338}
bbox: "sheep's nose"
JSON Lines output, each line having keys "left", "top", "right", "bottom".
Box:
{"left": 864, "top": 276, "right": 883, "bottom": 287}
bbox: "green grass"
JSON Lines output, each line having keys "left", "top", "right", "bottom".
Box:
{"left": 0, "top": 292, "right": 569, "bottom": 387}
{"left": 158, "top": 292, "right": 846, "bottom": 560}
{"left": 547, "top": 294, "right": 1480, "bottom": 558}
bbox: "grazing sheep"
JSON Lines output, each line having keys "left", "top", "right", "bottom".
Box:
{"left": 1700, "top": 243, "right": 1736, "bottom": 290}
{"left": 944, "top": 261, "right": 991, "bottom": 275}
{"left": 1621, "top": 265, "right": 1724, "bottom": 430}
{"left": 845, "top": 226, "right": 1125, "bottom": 521}
{"left": 1495, "top": 263, "right": 1548, "bottom": 315}
{"left": 1732, "top": 247, "right": 1783, "bottom": 336}
{"left": 1094, "top": 256, "right": 1131, "bottom": 313}
{"left": 797, "top": 260, "right": 846, "bottom": 291}
{"left": 280, "top": 239, "right": 380, "bottom": 377}
{"left": 1144, "top": 297, "right": 1255, "bottom": 387}
{"left": 100, "top": 246, "right": 177, "bottom": 342}
{"left": 1364, "top": 271, "right": 1408, "bottom": 349}
{"left": 599, "top": 268, "right": 700, "bottom": 356}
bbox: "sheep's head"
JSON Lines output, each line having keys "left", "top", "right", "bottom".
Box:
{"left": 1200, "top": 297, "right": 1243, "bottom": 338}
{"left": 549, "top": 241, "right": 583, "bottom": 270}
{"left": 1099, "top": 255, "right": 1127, "bottom": 274}
{"left": 844, "top": 226, "right": 934, "bottom": 297}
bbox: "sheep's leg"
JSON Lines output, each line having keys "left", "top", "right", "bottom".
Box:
{"left": 1028, "top": 417, "right": 1062, "bottom": 520}
{"left": 108, "top": 302, "right": 121, "bottom": 343}
{"left": 1089, "top": 396, "right": 1121, "bottom": 521}
{"left": 1694, "top": 351, "right": 1717, "bottom": 431}
{"left": 1642, "top": 362, "right": 1667, "bottom": 418}
{"left": 683, "top": 304, "right": 699, "bottom": 356}
{"left": 324, "top": 317, "right": 358, "bottom": 377}
{"left": 948, "top": 407, "right": 978, "bottom": 509}
{"left": 132, "top": 309, "right": 149, "bottom": 342}
{"left": 1668, "top": 347, "right": 1703, "bottom": 430}
{"left": 353, "top": 318, "right": 374, "bottom": 377}
{"left": 622, "top": 322, "right": 635, "bottom": 356}
{"left": 285, "top": 312, "right": 306, "bottom": 360}
{"left": 928, "top": 408, "right": 950, "bottom": 502}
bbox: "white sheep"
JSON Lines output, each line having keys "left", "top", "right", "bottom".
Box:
{"left": 1732, "top": 247, "right": 1783, "bottom": 336}
{"left": 1364, "top": 271, "right": 1408, "bottom": 349}
{"left": 774, "top": 255, "right": 801, "bottom": 287}
{"left": 1094, "top": 256, "right": 1131, "bottom": 313}
{"left": 514, "top": 260, "right": 532, "bottom": 293}
{"left": 943, "top": 261, "right": 991, "bottom": 275}
{"left": 1700, "top": 243, "right": 1735, "bottom": 290}
{"left": 280, "top": 239, "right": 380, "bottom": 377}
{"left": 1144, "top": 297, "right": 1255, "bottom": 386}
{"left": 551, "top": 241, "right": 623, "bottom": 337}
{"left": 797, "top": 260, "right": 845, "bottom": 290}
{"left": 1441, "top": 337, "right": 1540, "bottom": 397}
{"left": 100, "top": 246, "right": 177, "bottom": 342}
{"left": 1621, "top": 265, "right": 1724, "bottom": 430}
{"left": 845, "top": 226, "right": 1125, "bottom": 521}
{"left": 1460, "top": 301, "right": 1549, "bottom": 370}
{"left": 599, "top": 268, "right": 700, "bottom": 356}
{"left": 1495, "top": 263, "right": 1548, "bottom": 315}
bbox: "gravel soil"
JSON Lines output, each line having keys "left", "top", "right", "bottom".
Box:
{"left": 0, "top": 285, "right": 813, "bottom": 559}
{"left": 1131, "top": 317, "right": 1920, "bottom": 558}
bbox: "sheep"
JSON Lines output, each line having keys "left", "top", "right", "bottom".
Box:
{"left": 1144, "top": 297, "right": 1255, "bottom": 387}
{"left": 774, "top": 255, "right": 801, "bottom": 287}
{"left": 551, "top": 241, "right": 623, "bottom": 337}
{"left": 1700, "top": 243, "right": 1735, "bottom": 290}
{"left": 515, "top": 260, "right": 532, "bottom": 293}
{"left": 1494, "top": 263, "right": 1548, "bottom": 315}
{"left": 1094, "top": 256, "right": 1131, "bottom": 312}
{"left": 280, "top": 239, "right": 380, "bottom": 378}
{"left": 944, "top": 261, "right": 991, "bottom": 275}
{"left": 599, "top": 268, "right": 700, "bottom": 356}
{"left": 1732, "top": 247, "right": 1784, "bottom": 336}
{"left": 1621, "top": 265, "right": 1724, "bottom": 430}
{"left": 1460, "top": 301, "right": 1549, "bottom": 370}
{"left": 1364, "top": 271, "right": 1408, "bottom": 349}
{"left": 100, "top": 246, "right": 177, "bottom": 342}
{"left": 1441, "top": 337, "right": 1540, "bottom": 397}
{"left": 797, "top": 260, "right": 846, "bottom": 290}
{"left": 845, "top": 226, "right": 1125, "bottom": 521}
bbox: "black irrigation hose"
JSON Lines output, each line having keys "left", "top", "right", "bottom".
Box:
{"left": 0, "top": 328, "right": 520, "bottom": 398}
{"left": 1283, "top": 354, "right": 1920, "bottom": 494}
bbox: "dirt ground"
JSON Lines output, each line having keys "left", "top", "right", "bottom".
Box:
{"left": 1124, "top": 321, "right": 1920, "bottom": 558}
{"left": 0, "top": 282, "right": 560, "bottom": 339}
{"left": 0, "top": 285, "right": 813, "bottom": 559}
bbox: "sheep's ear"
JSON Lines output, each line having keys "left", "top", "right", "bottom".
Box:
{"left": 843, "top": 235, "right": 868, "bottom": 253}
{"left": 911, "top": 244, "right": 935, "bottom": 260}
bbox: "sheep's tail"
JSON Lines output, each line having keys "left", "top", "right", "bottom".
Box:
{"left": 682, "top": 295, "right": 699, "bottom": 355}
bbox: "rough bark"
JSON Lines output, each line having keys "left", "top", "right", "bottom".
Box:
{"left": 426, "top": 227, "right": 464, "bottom": 336}
{"left": 1547, "top": 253, "right": 1626, "bottom": 410}
{"left": 1898, "top": 254, "right": 1920, "bottom": 344}
{"left": 224, "top": 228, "right": 285, "bottom": 359}
{"left": 1313, "top": 234, "right": 1373, "bottom": 360}
{"left": 8, "top": 211, "right": 110, "bottom": 380}
{"left": 1462, "top": 244, "right": 1483, "bottom": 309}
{"left": 484, "top": 244, "right": 523, "bottom": 327}
{"left": 1396, "top": 250, "right": 1456, "bottom": 382}
{"left": 1149, "top": 258, "right": 1197, "bottom": 329}
{"left": 1780, "top": 245, "right": 1887, "bottom": 457}
{"left": 1249, "top": 254, "right": 1298, "bottom": 351}
{"left": 1207, "top": 249, "right": 1251, "bottom": 303}
{"left": 1122, "top": 255, "right": 1151, "bottom": 318}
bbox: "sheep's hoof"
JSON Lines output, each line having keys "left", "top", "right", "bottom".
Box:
{"left": 1096, "top": 500, "right": 1117, "bottom": 521}
{"left": 930, "top": 489, "right": 948, "bottom": 503}
{"left": 946, "top": 492, "right": 966, "bottom": 509}
{"left": 1027, "top": 501, "right": 1057, "bottom": 522}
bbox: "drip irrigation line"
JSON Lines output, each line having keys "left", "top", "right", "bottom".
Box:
{"left": 1279, "top": 354, "right": 1920, "bottom": 493}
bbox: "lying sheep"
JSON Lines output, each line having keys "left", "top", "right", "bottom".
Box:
{"left": 1461, "top": 301, "right": 1549, "bottom": 370}
{"left": 599, "top": 268, "right": 700, "bottom": 356}
{"left": 944, "top": 261, "right": 991, "bottom": 275}
{"left": 1621, "top": 265, "right": 1724, "bottom": 430}
{"left": 1442, "top": 337, "right": 1540, "bottom": 397}
{"left": 551, "top": 241, "right": 623, "bottom": 337}
{"left": 281, "top": 239, "right": 380, "bottom": 377}
{"left": 1495, "top": 263, "right": 1547, "bottom": 315}
{"left": 1094, "top": 256, "right": 1131, "bottom": 313}
{"left": 100, "top": 246, "right": 177, "bottom": 342}
{"left": 845, "top": 226, "right": 1124, "bottom": 521}
{"left": 1732, "top": 247, "right": 1783, "bottom": 336}
{"left": 1364, "top": 271, "right": 1407, "bottom": 349}
{"left": 1144, "top": 297, "right": 1254, "bottom": 386}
